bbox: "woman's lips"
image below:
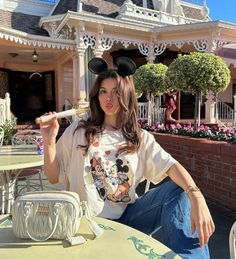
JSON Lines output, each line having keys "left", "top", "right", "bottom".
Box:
{"left": 105, "top": 104, "right": 113, "bottom": 109}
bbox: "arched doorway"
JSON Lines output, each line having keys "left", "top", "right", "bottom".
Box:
{"left": 9, "top": 70, "right": 55, "bottom": 122}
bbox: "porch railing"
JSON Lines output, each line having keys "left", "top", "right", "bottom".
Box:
{"left": 138, "top": 99, "right": 165, "bottom": 125}
{"left": 215, "top": 96, "right": 236, "bottom": 129}
{"left": 0, "top": 93, "right": 11, "bottom": 125}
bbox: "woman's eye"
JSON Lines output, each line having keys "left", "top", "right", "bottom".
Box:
{"left": 99, "top": 90, "right": 106, "bottom": 94}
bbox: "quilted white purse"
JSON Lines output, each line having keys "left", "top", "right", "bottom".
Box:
{"left": 11, "top": 191, "right": 103, "bottom": 245}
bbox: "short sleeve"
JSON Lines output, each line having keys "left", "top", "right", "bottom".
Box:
{"left": 56, "top": 123, "right": 75, "bottom": 185}
{"left": 140, "top": 130, "right": 177, "bottom": 184}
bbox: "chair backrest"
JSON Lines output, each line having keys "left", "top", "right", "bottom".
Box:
{"left": 0, "top": 126, "right": 4, "bottom": 146}
{"left": 230, "top": 221, "right": 236, "bottom": 259}
{"left": 12, "top": 130, "right": 41, "bottom": 146}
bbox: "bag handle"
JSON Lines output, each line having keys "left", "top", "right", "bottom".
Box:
{"left": 23, "top": 200, "right": 103, "bottom": 245}
{"left": 24, "top": 202, "right": 63, "bottom": 242}
{"left": 82, "top": 201, "right": 104, "bottom": 238}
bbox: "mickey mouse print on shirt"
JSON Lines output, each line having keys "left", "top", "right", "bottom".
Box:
{"left": 107, "top": 159, "right": 131, "bottom": 203}
{"left": 85, "top": 136, "right": 133, "bottom": 204}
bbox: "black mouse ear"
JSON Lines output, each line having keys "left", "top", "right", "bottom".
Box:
{"left": 88, "top": 58, "right": 108, "bottom": 74}
{"left": 115, "top": 57, "right": 137, "bottom": 77}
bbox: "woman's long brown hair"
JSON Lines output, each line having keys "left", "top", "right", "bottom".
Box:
{"left": 75, "top": 69, "right": 141, "bottom": 155}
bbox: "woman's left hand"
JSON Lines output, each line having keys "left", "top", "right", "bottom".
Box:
{"left": 189, "top": 192, "right": 215, "bottom": 247}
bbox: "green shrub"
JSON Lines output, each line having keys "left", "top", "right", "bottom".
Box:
{"left": 1, "top": 115, "right": 17, "bottom": 145}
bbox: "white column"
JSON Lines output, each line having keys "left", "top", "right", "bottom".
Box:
{"left": 5, "top": 92, "right": 11, "bottom": 121}
{"left": 72, "top": 53, "right": 79, "bottom": 103}
{"left": 77, "top": 49, "right": 87, "bottom": 104}
{"left": 143, "top": 0, "right": 147, "bottom": 8}
{"left": 93, "top": 49, "right": 104, "bottom": 58}
{"left": 72, "top": 48, "right": 87, "bottom": 107}
{"left": 93, "top": 25, "right": 105, "bottom": 58}
{"left": 205, "top": 92, "right": 216, "bottom": 123}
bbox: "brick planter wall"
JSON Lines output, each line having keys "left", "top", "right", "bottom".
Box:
{"left": 153, "top": 133, "right": 236, "bottom": 210}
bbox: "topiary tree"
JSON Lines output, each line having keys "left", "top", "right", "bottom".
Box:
{"left": 133, "top": 63, "right": 170, "bottom": 99}
{"left": 166, "top": 52, "right": 231, "bottom": 128}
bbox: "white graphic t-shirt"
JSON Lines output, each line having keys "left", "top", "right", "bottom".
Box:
{"left": 56, "top": 120, "right": 177, "bottom": 219}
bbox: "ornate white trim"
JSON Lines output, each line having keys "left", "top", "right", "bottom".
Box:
{"left": 153, "top": 42, "right": 167, "bottom": 55}
{"left": 137, "top": 43, "right": 149, "bottom": 56}
{"left": 83, "top": 34, "right": 96, "bottom": 49}
{"left": 100, "top": 37, "right": 116, "bottom": 51}
{"left": 77, "top": 32, "right": 219, "bottom": 58}
{"left": 192, "top": 39, "right": 209, "bottom": 52}
{"left": 0, "top": 27, "right": 74, "bottom": 50}
{"left": 173, "top": 41, "right": 186, "bottom": 49}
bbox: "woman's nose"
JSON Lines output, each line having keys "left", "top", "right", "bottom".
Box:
{"left": 106, "top": 92, "right": 113, "bottom": 101}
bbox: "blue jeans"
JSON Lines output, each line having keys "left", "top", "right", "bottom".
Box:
{"left": 117, "top": 180, "right": 210, "bottom": 259}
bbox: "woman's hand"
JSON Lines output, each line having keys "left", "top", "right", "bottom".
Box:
{"left": 188, "top": 192, "right": 215, "bottom": 247}
{"left": 39, "top": 112, "right": 59, "bottom": 144}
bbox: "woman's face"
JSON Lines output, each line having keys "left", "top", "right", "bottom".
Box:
{"left": 98, "top": 77, "right": 120, "bottom": 122}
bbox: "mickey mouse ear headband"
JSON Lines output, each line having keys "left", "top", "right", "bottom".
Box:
{"left": 88, "top": 56, "right": 136, "bottom": 77}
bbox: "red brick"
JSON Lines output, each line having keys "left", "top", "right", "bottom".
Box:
{"left": 153, "top": 133, "right": 236, "bottom": 210}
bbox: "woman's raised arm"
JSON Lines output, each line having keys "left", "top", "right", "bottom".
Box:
{"left": 39, "top": 113, "right": 60, "bottom": 184}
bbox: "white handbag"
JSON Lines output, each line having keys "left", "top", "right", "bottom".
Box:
{"left": 11, "top": 191, "right": 103, "bottom": 245}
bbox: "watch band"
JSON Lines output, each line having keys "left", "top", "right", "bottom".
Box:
{"left": 185, "top": 185, "right": 201, "bottom": 195}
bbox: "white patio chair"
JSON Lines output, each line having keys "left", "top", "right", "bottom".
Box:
{"left": 11, "top": 130, "right": 44, "bottom": 196}
{"left": 230, "top": 221, "right": 236, "bottom": 259}
{"left": 0, "top": 127, "right": 4, "bottom": 146}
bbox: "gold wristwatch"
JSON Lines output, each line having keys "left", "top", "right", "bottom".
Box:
{"left": 185, "top": 185, "right": 201, "bottom": 195}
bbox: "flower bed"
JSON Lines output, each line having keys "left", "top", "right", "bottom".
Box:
{"left": 138, "top": 120, "right": 236, "bottom": 144}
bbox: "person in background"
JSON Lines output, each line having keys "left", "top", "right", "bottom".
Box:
{"left": 40, "top": 57, "right": 214, "bottom": 259}
{"left": 164, "top": 91, "right": 177, "bottom": 123}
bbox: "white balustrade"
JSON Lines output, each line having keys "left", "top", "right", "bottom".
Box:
{"left": 215, "top": 96, "right": 235, "bottom": 128}
{"left": 138, "top": 100, "right": 164, "bottom": 125}
{"left": 0, "top": 93, "right": 11, "bottom": 125}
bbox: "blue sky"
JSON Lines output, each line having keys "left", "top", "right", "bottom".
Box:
{"left": 207, "top": 0, "right": 236, "bottom": 23}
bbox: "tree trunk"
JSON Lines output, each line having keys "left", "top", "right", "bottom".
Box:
{"left": 194, "top": 91, "right": 202, "bottom": 129}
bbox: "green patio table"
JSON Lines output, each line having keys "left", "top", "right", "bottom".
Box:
{"left": 0, "top": 145, "right": 43, "bottom": 214}
{"left": 0, "top": 215, "right": 181, "bottom": 259}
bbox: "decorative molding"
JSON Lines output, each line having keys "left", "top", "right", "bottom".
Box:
{"left": 137, "top": 42, "right": 149, "bottom": 56}
{"left": 211, "top": 39, "right": 229, "bottom": 52}
{"left": 153, "top": 42, "right": 167, "bottom": 55}
{"left": 192, "top": 39, "right": 209, "bottom": 52}
{"left": 58, "top": 24, "right": 75, "bottom": 40}
{"left": 43, "top": 21, "right": 59, "bottom": 38}
{"left": 174, "top": 41, "right": 186, "bottom": 49}
{"left": 83, "top": 34, "right": 96, "bottom": 49}
{"left": 74, "top": 23, "right": 86, "bottom": 49}
{"left": 76, "top": 32, "right": 227, "bottom": 58}
{"left": 0, "top": 29, "right": 74, "bottom": 50}
{"left": 100, "top": 37, "right": 116, "bottom": 51}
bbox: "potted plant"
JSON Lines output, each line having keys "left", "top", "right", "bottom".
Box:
{"left": 165, "top": 52, "right": 230, "bottom": 128}
{"left": 1, "top": 115, "right": 17, "bottom": 145}
{"left": 133, "top": 63, "right": 172, "bottom": 123}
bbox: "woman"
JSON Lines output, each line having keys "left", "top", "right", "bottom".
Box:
{"left": 164, "top": 91, "right": 177, "bottom": 123}
{"left": 40, "top": 57, "right": 214, "bottom": 259}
